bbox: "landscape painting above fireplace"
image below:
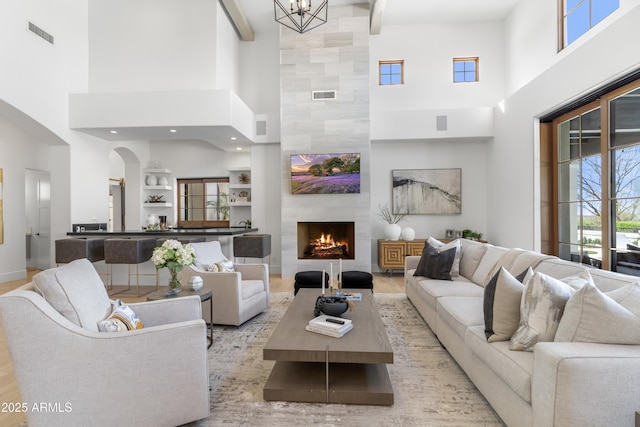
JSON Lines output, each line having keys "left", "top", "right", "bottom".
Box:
{"left": 290, "top": 153, "right": 360, "bottom": 194}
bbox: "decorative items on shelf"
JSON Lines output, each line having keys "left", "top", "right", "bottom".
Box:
{"left": 238, "top": 173, "right": 250, "bottom": 184}
{"left": 151, "top": 239, "right": 196, "bottom": 296}
{"left": 158, "top": 176, "right": 169, "bottom": 186}
{"left": 146, "top": 213, "right": 160, "bottom": 230}
{"left": 401, "top": 227, "right": 416, "bottom": 241}
{"left": 238, "top": 190, "right": 249, "bottom": 202}
{"left": 147, "top": 195, "right": 164, "bottom": 203}
{"left": 146, "top": 174, "right": 158, "bottom": 186}
{"left": 462, "top": 229, "right": 483, "bottom": 241}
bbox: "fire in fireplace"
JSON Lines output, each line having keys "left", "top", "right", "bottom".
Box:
{"left": 297, "top": 222, "right": 355, "bottom": 260}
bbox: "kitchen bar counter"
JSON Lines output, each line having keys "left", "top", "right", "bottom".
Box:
{"left": 66, "top": 227, "right": 258, "bottom": 237}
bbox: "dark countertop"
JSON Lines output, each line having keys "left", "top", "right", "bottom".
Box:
{"left": 66, "top": 227, "right": 258, "bottom": 237}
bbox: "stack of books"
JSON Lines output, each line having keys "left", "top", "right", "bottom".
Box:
{"left": 305, "top": 315, "right": 353, "bottom": 338}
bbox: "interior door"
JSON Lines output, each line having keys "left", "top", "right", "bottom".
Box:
{"left": 25, "top": 169, "right": 51, "bottom": 269}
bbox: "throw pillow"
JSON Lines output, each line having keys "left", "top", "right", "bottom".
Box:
{"left": 555, "top": 282, "right": 640, "bottom": 344}
{"left": 33, "top": 258, "right": 112, "bottom": 332}
{"left": 413, "top": 243, "right": 456, "bottom": 281}
{"left": 509, "top": 272, "right": 580, "bottom": 351}
{"left": 98, "top": 299, "right": 144, "bottom": 332}
{"left": 427, "top": 237, "right": 461, "bottom": 276}
{"left": 216, "top": 259, "right": 235, "bottom": 272}
{"left": 484, "top": 267, "right": 529, "bottom": 342}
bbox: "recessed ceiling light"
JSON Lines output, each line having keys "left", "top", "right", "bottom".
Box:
{"left": 236, "top": 147, "right": 243, "bottom": 151}
{"left": 169, "top": 129, "right": 177, "bottom": 133}
{"left": 109, "top": 130, "right": 118, "bottom": 134}
{"left": 230, "top": 137, "right": 237, "bottom": 141}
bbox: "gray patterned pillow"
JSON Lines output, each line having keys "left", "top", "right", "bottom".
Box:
{"left": 509, "top": 271, "right": 582, "bottom": 351}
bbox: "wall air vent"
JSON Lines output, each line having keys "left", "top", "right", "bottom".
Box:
{"left": 312, "top": 90, "right": 337, "bottom": 101}
{"left": 256, "top": 120, "right": 267, "bottom": 136}
{"left": 28, "top": 21, "right": 54, "bottom": 45}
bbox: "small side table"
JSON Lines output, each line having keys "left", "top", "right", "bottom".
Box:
{"left": 147, "top": 286, "right": 213, "bottom": 349}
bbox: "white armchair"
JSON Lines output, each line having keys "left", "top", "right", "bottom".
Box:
{"left": 180, "top": 240, "right": 270, "bottom": 326}
{"left": 0, "top": 259, "right": 209, "bottom": 427}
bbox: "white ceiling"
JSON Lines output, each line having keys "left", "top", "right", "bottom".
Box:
{"left": 76, "top": 0, "right": 521, "bottom": 151}
{"left": 240, "top": 0, "right": 521, "bottom": 34}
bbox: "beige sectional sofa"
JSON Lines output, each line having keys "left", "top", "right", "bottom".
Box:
{"left": 405, "top": 238, "right": 640, "bottom": 427}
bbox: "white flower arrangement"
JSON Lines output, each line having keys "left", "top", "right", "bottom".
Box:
{"left": 151, "top": 239, "right": 196, "bottom": 273}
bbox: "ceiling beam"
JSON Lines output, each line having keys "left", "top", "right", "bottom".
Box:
{"left": 220, "top": 0, "right": 255, "bottom": 42}
{"left": 370, "top": 0, "right": 387, "bottom": 35}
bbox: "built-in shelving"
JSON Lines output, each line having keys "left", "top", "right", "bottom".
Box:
{"left": 228, "top": 167, "right": 251, "bottom": 227}
{"left": 142, "top": 168, "right": 175, "bottom": 225}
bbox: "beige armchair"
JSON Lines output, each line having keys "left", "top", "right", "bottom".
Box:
{"left": 0, "top": 259, "right": 209, "bottom": 427}
{"left": 180, "top": 240, "right": 270, "bottom": 326}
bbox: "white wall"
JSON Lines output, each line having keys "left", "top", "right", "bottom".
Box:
{"left": 370, "top": 22, "right": 505, "bottom": 112}
{"left": 489, "top": 0, "right": 640, "bottom": 250}
{"left": 370, "top": 139, "right": 488, "bottom": 271}
{"left": 88, "top": 0, "right": 218, "bottom": 92}
{"left": 0, "top": 0, "right": 88, "bottom": 139}
{"left": 505, "top": 0, "right": 640, "bottom": 96}
{"left": 0, "top": 115, "right": 52, "bottom": 281}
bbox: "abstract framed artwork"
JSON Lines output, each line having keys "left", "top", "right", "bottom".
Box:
{"left": 392, "top": 168, "right": 461, "bottom": 215}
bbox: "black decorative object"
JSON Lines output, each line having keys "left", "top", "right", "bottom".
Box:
{"left": 314, "top": 295, "right": 349, "bottom": 317}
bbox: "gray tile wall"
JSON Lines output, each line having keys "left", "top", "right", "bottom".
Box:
{"left": 280, "top": 4, "right": 371, "bottom": 278}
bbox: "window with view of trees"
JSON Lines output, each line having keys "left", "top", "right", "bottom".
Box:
{"left": 177, "top": 178, "right": 230, "bottom": 228}
{"left": 561, "top": 0, "right": 619, "bottom": 48}
{"left": 551, "top": 79, "right": 640, "bottom": 275}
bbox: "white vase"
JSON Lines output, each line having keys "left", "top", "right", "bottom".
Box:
{"left": 384, "top": 223, "right": 402, "bottom": 241}
{"left": 146, "top": 214, "right": 159, "bottom": 227}
{"left": 158, "top": 176, "right": 169, "bottom": 186}
{"left": 401, "top": 227, "right": 416, "bottom": 241}
{"left": 146, "top": 174, "right": 158, "bottom": 186}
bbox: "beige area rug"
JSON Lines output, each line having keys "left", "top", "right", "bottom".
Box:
{"left": 186, "top": 293, "right": 505, "bottom": 427}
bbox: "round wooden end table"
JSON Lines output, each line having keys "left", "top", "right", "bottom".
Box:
{"left": 147, "top": 285, "right": 213, "bottom": 349}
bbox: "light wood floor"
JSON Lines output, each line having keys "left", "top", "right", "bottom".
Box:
{"left": 0, "top": 270, "right": 405, "bottom": 426}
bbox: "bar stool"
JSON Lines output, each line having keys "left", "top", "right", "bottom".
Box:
{"left": 233, "top": 234, "right": 271, "bottom": 264}
{"left": 104, "top": 237, "right": 156, "bottom": 296}
{"left": 55, "top": 238, "right": 107, "bottom": 283}
{"left": 55, "top": 238, "right": 105, "bottom": 265}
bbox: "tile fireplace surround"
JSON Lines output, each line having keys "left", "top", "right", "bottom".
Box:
{"left": 279, "top": 4, "right": 372, "bottom": 277}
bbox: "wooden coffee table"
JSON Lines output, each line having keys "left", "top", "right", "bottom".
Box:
{"left": 263, "top": 288, "right": 394, "bottom": 405}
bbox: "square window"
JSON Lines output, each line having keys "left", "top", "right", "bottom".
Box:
{"left": 379, "top": 60, "right": 404, "bottom": 85}
{"left": 453, "top": 57, "right": 479, "bottom": 83}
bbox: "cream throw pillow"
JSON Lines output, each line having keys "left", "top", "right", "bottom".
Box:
{"left": 509, "top": 271, "right": 591, "bottom": 351}
{"left": 555, "top": 282, "right": 640, "bottom": 344}
{"left": 483, "top": 267, "right": 530, "bottom": 342}
{"left": 427, "top": 237, "right": 461, "bottom": 277}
